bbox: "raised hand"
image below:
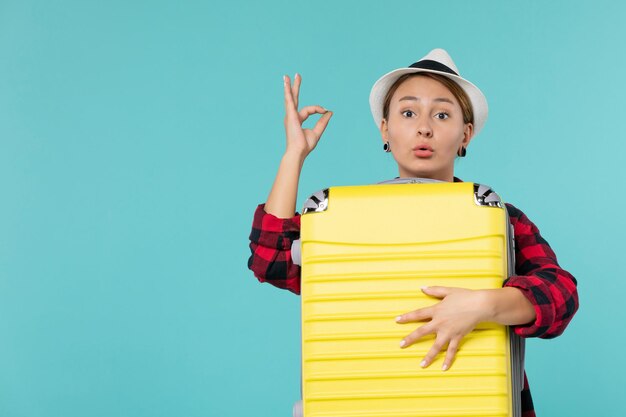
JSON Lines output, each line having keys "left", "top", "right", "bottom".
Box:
{"left": 263, "top": 74, "right": 333, "bottom": 218}
{"left": 283, "top": 74, "right": 333, "bottom": 159}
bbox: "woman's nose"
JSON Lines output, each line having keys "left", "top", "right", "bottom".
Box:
{"left": 417, "top": 118, "right": 433, "bottom": 138}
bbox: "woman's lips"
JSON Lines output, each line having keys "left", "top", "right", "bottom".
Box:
{"left": 413, "top": 148, "right": 434, "bottom": 158}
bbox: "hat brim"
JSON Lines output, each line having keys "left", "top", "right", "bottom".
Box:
{"left": 369, "top": 67, "right": 488, "bottom": 137}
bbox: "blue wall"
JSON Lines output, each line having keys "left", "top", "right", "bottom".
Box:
{"left": 0, "top": 1, "right": 622, "bottom": 416}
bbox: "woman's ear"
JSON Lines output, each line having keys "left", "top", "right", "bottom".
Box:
{"left": 380, "top": 118, "right": 389, "bottom": 142}
{"left": 462, "top": 123, "right": 474, "bottom": 147}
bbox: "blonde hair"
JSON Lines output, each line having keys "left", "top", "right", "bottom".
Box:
{"left": 382, "top": 72, "right": 474, "bottom": 125}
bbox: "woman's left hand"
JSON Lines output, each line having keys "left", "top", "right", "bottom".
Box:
{"left": 396, "top": 286, "right": 493, "bottom": 371}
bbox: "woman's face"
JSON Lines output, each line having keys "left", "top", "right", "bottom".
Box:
{"left": 380, "top": 75, "right": 473, "bottom": 181}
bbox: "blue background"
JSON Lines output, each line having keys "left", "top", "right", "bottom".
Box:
{"left": 0, "top": 1, "right": 622, "bottom": 416}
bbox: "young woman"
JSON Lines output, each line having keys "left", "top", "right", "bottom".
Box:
{"left": 247, "top": 49, "right": 579, "bottom": 417}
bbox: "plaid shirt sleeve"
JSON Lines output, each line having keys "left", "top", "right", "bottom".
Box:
{"left": 504, "top": 203, "right": 579, "bottom": 339}
{"left": 247, "top": 204, "right": 302, "bottom": 294}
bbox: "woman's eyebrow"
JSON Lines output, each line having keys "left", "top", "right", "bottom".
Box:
{"left": 398, "top": 96, "right": 454, "bottom": 104}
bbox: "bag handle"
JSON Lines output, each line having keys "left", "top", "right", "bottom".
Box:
{"left": 377, "top": 177, "right": 445, "bottom": 185}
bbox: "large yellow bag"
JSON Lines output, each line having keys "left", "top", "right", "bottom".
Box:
{"left": 292, "top": 179, "right": 524, "bottom": 417}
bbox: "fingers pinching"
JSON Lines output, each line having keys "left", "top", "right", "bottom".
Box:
{"left": 312, "top": 110, "right": 333, "bottom": 138}
{"left": 298, "top": 105, "right": 328, "bottom": 121}
{"left": 281, "top": 73, "right": 333, "bottom": 146}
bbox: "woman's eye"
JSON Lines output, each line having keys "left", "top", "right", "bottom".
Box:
{"left": 435, "top": 112, "right": 449, "bottom": 120}
{"left": 401, "top": 110, "right": 415, "bottom": 118}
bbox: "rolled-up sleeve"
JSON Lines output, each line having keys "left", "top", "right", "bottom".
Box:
{"left": 503, "top": 203, "right": 579, "bottom": 338}
{"left": 247, "top": 204, "right": 302, "bottom": 294}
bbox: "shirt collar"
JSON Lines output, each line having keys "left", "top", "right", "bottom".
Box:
{"left": 393, "top": 176, "right": 464, "bottom": 182}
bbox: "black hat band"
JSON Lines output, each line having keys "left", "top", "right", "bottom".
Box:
{"left": 408, "top": 59, "right": 458, "bottom": 76}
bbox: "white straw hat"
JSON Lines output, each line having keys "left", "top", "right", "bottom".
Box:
{"left": 369, "top": 48, "right": 488, "bottom": 137}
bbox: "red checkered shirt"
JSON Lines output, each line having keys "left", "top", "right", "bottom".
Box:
{"left": 247, "top": 187, "right": 579, "bottom": 417}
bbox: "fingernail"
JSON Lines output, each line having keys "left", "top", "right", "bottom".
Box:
{"left": 395, "top": 316, "right": 402, "bottom": 322}
{"left": 399, "top": 340, "right": 406, "bottom": 348}
{"left": 283, "top": 75, "right": 287, "bottom": 83}
{"left": 421, "top": 286, "right": 429, "bottom": 291}
{"left": 295, "top": 73, "right": 300, "bottom": 78}
{"left": 420, "top": 360, "right": 427, "bottom": 368}
{"left": 442, "top": 364, "right": 449, "bottom": 371}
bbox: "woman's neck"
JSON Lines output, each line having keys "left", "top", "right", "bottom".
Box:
{"left": 397, "top": 168, "right": 454, "bottom": 182}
